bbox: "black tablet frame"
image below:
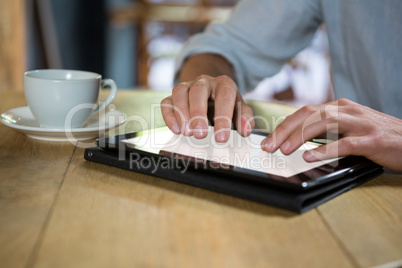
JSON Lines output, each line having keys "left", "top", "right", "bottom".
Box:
{"left": 96, "top": 127, "right": 381, "bottom": 191}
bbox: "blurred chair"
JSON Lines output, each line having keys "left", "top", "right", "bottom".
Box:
{"left": 0, "top": 0, "right": 26, "bottom": 91}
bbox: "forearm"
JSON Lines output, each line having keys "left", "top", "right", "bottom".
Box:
{"left": 178, "top": 53, "right": 236, "bottom": 82}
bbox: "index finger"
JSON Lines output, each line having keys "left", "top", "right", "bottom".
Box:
{"left": 213, "top": 76, "right": 238, "bottom": 142}
{"left": 188, "top": 77, "right": 212, "bottom": 139}
{"left": 261, "top": 105, "right": 320, "bottom": 153}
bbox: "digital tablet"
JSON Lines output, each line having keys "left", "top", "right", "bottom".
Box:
{"left": 96, "top": 127, "right": 379, "bottom": 191}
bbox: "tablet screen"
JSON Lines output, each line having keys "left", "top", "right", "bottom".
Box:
{"left": 122, "top": 127, "right": 340, "bottom": 179}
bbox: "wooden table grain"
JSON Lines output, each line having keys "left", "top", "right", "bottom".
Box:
{"left": 1, "top": 90, "right": 401, "bottom": 268}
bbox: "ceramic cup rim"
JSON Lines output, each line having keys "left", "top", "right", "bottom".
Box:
{"left": 24, "top": 69, "right": 102, "bottom": 83}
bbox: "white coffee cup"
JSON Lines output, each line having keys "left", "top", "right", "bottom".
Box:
{"left": 23, "top": 69, "right": 117, "bottom": 128}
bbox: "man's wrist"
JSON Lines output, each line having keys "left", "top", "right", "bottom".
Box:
{"left": 178, "top": 53, "right": 235, "bottom": 82}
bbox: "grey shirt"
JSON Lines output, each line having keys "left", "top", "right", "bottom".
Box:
{"left": 176, "top": 0, "right": 402, "bottom": 118}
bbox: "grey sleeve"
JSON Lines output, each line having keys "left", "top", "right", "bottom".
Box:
{"left": 175, "top": 0, "right": 323, "bottom": 93}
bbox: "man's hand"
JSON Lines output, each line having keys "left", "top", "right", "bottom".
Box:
{"left": 261, "top": 98, "right": 402, "bottom": 172}
{"left": 161, "top": 74, "right": 254, "bottom": 142}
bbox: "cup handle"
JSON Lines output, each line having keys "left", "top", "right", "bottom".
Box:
{"left": 93, "top": 79, "right": 118, "bottom": 114}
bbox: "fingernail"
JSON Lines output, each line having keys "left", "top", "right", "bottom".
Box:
{"left": 282, "top": 140, "right": 290, "bottom": 152}
{"left": 171, "top": 123, "right": 180, "bottom": 134}
{"left": 262, "top": 138, "right": 273, "bottom": 151}
{"left": 304, "top": 151, "right": 315, "bottom": 161}
{"left": 215, "top": 131, "right": 228, "bottom": 142}
{"left": 194, "top": 125, "right": 206, "bottom": 138}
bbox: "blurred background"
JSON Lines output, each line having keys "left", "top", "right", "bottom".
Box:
{"left": 1, "top": 0, "right": 332, "bottom": 106}
{"left": 1, "top": 0, "right": 237, "bottom": 90}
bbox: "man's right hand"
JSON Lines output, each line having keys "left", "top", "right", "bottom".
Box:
{"left": 161, "top": 74, "right": 255, "bottom": 143}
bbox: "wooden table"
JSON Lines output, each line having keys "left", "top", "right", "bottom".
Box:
{"left": 1, "top": 90, "right": 401, "bottom": 268}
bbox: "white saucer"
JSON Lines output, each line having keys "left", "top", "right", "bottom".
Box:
{"left": 1, "top": 106, "right": 127, "bottom": 141}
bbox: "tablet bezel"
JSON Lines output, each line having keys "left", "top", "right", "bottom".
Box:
{"left": 96, "top": 127, "right": 379, "bottom": 191}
